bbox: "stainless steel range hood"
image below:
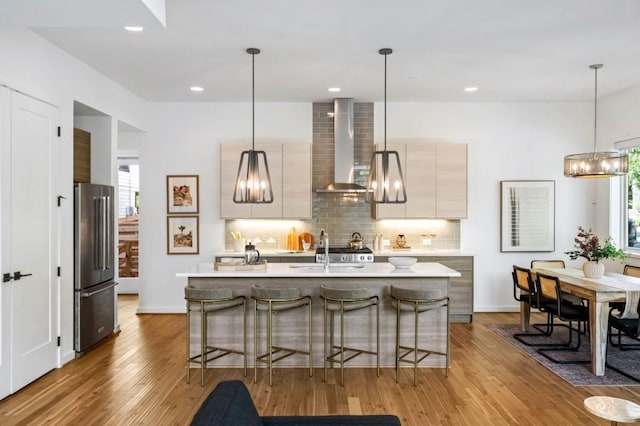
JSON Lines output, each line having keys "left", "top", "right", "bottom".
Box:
{"left": 316, "top": 98, "right": 369, "bottom": 193}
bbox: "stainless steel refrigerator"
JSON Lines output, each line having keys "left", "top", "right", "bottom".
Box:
{"left": 74, "top": 183, "right": 118, "bottom": 355}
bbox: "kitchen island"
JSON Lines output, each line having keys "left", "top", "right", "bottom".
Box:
{"left": 177, "top": 262, "right": 460, "bottom": 368}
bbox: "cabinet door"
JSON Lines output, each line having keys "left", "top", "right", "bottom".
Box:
{"left": 250, "top": 143, "right": 282, "bottom": 218}
{"left": 405, "top": 143, "right": 436, "bottom": 218}
{"left": 436, "top": 143, "right": 467, "bottom": 218}
{"left": 374, "top": 143, "right": 407, "bottom": 218}
{"left": 282, "top": 143, "right": 312, "bottom": 218}
{"left": 220, "top": 144, "right": 251, "bottom": 219}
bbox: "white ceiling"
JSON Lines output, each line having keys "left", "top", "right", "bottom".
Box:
{"left": 3, "top": 0, "right": 640, "bottom": 103}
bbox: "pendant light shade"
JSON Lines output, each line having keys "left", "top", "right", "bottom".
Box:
{"left": 366, "top": 48, "right": 407, "bottom": 204}
{"left": 233, "top": 48, "right": 274, "bottom": 204}
{"left": 564, "top": 64, "right": 628, "bottom": 178}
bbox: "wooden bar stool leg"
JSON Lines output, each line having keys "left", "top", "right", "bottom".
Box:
{"left": 253, "top": 300, "right": 258, "bottom": 384}
{"left": 323, "top": 299, "right": 328, "bottom": 382}
{"left": 185, "top": 300, "right": 191, "bottom": 384}
{"left": 414, "top": 302, "right": 419, "bottom": 387}
{"left": 268, "top": 302, "right": 273, "bottom": 386}
{"left": 340, "top": 302, "right": 345, "bottom": 386}
{"left": 243, "top": 299, "right": 247, "bottom": 377}
{"left": 308, "top": 298, "right": 313, "bottom": 378}
{"left": 376, "top": 299, "right": 380, "bottom": 377}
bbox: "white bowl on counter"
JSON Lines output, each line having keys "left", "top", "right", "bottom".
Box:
{"left": 388, "top": 256, "right": 417, "bottom": 269}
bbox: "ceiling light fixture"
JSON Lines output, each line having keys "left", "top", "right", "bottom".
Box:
{"left": 328, "top": 87, "right": 341, "bottom": 92}
{"left": 124, "top": 26, "right": 144, "bottom": 32}
{"left": 464, "top": 87, "right": 478, "bottom": 92}
{"left": 564, "top": 64, "right": 628, "bottom": 178}
{"left": 190, "top": 86, "right": 204, "bottom": 92}
{"left": 233, "top": 48, "right": 274, "bottom": 204}
{"left": 366, "top": 48, "right": 407, "bottom": 204}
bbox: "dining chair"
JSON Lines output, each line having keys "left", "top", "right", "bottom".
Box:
{"left": 609, "top": 264, "right": 640, "bottom": 316}
{"left": 608, "top": 297, "right": 640, "bottom": 351}
{"left": 535, "top": 272, "right": 591, "bottom": 364}
{"left": 530, "top": 260, "right": 565, "bottom": 269}
{"left": 512, "top": 265, "right": 555, "bottom": 345}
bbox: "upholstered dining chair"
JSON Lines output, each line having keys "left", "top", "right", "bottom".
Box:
{"left": 535, "top": 272, "right": 591, "bottom": 364}
{"left": 609, "top": 297, "right": 640, "bottom": 351}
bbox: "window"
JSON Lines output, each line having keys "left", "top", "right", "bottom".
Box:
{"left": 623, "top": 146, "right": 640, "bottom": 250}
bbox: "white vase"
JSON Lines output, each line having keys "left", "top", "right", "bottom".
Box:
{"left": 583, "top": 261, "right": 605, "bottom": 279}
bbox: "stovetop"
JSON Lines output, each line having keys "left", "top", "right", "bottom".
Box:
{"left": 315, "top": 246, "right": 374, "bottom": 263}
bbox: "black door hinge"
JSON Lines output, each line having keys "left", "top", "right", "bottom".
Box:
{"left": 57, "top": 336, "right": 61, "bottom": 347}
{"left": 57, "top": 126, "right": 61, "bottom": 137}
{"left": 57, "top": 266, "right": 61, "bottom": 277}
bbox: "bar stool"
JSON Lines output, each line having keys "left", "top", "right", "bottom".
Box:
{"left": 184, "top": 286, "right": 247, "bottom": 386}
{"left": 390, "top": 285, "right": 450, "bottom": 386}
{"left": 251, "top": 285, "right": 312, "bottom": 386}
{"left": 320, "top": 285, "right": 379, "bottom": 386}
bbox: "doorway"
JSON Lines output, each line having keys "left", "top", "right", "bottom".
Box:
{"left": 117, "top": 156, "right": 139, "bottom": 293}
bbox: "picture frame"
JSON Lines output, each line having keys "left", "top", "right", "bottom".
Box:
{"left": 167, "top": 216, "right": 199, "bottom": 255}
{"left": 500, "top": 180, "right": 555, "bottom": 252}
{"left": 167, "top": 175, "right": 199, "bottom": 214}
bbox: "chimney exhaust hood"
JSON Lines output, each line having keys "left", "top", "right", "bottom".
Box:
{"left": 316, "top": 98, "right": 369, "bottom": 193}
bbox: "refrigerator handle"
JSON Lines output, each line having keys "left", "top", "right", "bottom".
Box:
{"left": 94, "top": 197, "right": 103, "bottom": 270}
{"left": 104, "top": 195, "right": 111, "bottom": 270}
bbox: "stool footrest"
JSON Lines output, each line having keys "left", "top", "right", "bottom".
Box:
{"left": 255, "top": 346, "right": 311, "bottom": 365}
{"left": 398, "top": 345, "right": 446, "bottom": 365}
{"left": 327, "top": 346, "right": 377, "bottom": 364}
{"left": 188, "top": 346, "right": 244, "bottom": 366}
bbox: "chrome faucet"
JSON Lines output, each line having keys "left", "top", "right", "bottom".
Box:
{"left": 323, "top": 231, "right": 330, "bottom": 270}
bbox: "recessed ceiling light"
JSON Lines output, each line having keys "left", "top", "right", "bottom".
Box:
{"left": 124, "top": 26, "right": 144, "bottom": 32}
{"left": 190, "top": 86, "right": 204, "bottom": 92}
{"left": 328, "top": 87, "right": 341, "bottom": 93}
{"left": 464, "top": 87, "right": 478, "bottom": 92}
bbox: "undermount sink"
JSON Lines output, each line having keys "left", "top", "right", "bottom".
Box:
{"left": 289, "top": 263, "right": 365, "bottom": 270}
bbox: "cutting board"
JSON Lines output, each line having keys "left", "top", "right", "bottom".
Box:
{"left": 299, "top": 232, "right": 314, "bottom": 246}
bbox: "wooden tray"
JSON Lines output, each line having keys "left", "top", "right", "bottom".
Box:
{"left": 214, "top": 260, "right": 268, "bottom": 271}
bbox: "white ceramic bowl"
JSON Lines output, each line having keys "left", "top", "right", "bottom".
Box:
{"left": 388, "top": 256, "right": 417, "bottom": 269}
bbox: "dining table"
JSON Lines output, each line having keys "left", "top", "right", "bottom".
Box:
{"left": 524, "top": 267, "right": 640, "bottom": 376}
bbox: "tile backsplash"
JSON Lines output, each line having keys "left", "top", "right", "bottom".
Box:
{"left": 224, "top": 101, "right": 461, "bottom": 251}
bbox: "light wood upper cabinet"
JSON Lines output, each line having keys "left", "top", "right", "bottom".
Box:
{"left": 220, "top": 142, "right": 311, "bottom": 219}
{"left": 374, "top": 142, "right": 467, "bottom": 219}
{"left": 436, "top": 143, "right": 467, "bottom": 218}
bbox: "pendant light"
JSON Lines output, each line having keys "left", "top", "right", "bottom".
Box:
{"left": 233, "top": 48, "right": 274, "bottom": 203}
{"left": 564, "top": 64, "right": 628, "bottom": 178}
{"left": 366, "top": 48, "right": 407, "bottom": 204}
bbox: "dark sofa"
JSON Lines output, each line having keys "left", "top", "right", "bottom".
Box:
{"left": 190, "top": 380, "right": 401, "bottom": 426}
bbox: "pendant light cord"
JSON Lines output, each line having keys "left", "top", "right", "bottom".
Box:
{"left": 252, "top": 50, "right": 255, "bottom": 151}
{"left": 384, "top": 51, "right": 387, "bottom": 151}
{"left": 593, "top": 65, "right": 598, "bottom": 152}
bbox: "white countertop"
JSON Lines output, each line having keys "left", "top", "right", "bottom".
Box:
{"left": 177, "top": 262, "right": 461, "bottom": 278}
{"left": 214, "top": 249, "right": 468, "bottom": 258}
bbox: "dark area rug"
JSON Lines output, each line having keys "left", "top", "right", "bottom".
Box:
{"left": 488, "top": 323, "right": 640, "bottom": 386}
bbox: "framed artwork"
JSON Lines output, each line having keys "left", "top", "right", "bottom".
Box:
{"left": 500, "top": 180, "right": 555, "bottom": 252}
{"left": 167, "top": 175, "right": 199, "bottom": 214}
{"left": 167, "top": 216, "right": 199, "bottom": 255}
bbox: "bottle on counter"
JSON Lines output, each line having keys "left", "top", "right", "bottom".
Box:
{"left": 286, "top": 226, "right": 299, "bottom": 251}
{"left": 373, "top": 234, "right": 379, "bottom": 251}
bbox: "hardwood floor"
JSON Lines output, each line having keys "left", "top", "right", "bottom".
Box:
{"left": 1, "top": 295, "right": 638, "bottom": 425}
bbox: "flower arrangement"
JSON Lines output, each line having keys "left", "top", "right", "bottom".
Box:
{"left": 565, "top": 226, "right": 627, "bottom": 263}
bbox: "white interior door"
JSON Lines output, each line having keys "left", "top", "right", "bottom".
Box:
{"left": 0, "top": 86, "right": 11, "bottom": 399}
{"left": 0, "top": 89, "right": 58, "bottom": 397}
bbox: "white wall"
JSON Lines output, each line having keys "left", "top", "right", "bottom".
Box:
{"left": 0, "top": 27, "right": 147, "bottom": 364}
{"left": 376, "top": 102, "right": 596, "bottom": 311}
{"left": 136, "top": 102, "right": 311, "bottom": 312}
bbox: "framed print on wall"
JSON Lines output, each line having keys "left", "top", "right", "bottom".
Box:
{"left": 500, "top": 180, "right": 555, "bottom": 252}
{"left": 167, "top": 216, "right": 199, "bottom": 255}
{"left": 167, "top": 175, "right": 199, "bottom": 214}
